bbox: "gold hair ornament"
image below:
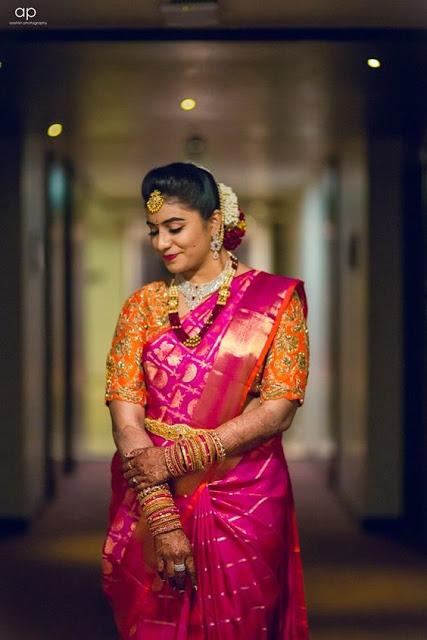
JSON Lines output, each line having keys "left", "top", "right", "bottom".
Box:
{"left": 146, "top": 189, "right": 165, "bottom": 214}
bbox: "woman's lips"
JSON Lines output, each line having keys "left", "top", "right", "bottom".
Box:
{"left": 163, "top": 253, "right": 180, "bottom": 262}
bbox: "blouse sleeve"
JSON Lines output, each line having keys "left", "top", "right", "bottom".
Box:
{"left": 105, "top": 291, "right": 148, "bottom": 406}
{"left": 258, "top": 289, "right": 310, "bottom": 406}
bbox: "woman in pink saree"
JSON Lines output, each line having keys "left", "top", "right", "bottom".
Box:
{"left": 102, "top": 162, "right": 310, "bottom": 639}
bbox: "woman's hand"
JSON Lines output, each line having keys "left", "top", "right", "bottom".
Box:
{"left": 154, "top": 529, "right": 197, "bottom": 592}
{"left": 121, "top": 446, "right": 170, "bottom": 491}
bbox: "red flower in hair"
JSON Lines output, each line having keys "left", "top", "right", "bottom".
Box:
{"left": 223, "top": 210, "right": 247, "bottom": 250}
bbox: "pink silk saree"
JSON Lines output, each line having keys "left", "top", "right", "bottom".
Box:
{"left": 102, "top": 269, "right": 309, "bottom": 639}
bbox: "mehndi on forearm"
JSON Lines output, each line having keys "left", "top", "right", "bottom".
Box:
{"left": 112, "top": 422, "right": 154, "bottom": 459}
{"left": 214, "top": 401, "right": 296, "bottom": 456}
{"left": 122, "top": 445, "right": 184, "bottom": 536}
{"left": 162, "top": 400, "right": 296, "bottom": 477}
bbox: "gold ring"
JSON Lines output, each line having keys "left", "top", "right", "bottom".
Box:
{"left": 127, "top": 460, "right": 133, "bottom": 470}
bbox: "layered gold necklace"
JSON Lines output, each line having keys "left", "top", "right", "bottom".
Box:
{"left": 168, "top": 252, "right": 238, "bottom": 348}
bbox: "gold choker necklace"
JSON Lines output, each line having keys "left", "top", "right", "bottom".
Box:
{"left": 175, "top": 256, "right": 233, "bottom": 311}
{"left": 168, "top": 253, "right": 238, "bottom": 348}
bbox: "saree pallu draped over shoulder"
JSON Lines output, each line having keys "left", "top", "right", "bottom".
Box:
{"left": 102, "top": 270, "right": 310, "bottom": 640}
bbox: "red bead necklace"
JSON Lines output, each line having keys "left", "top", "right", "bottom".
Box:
{"left": 168, "top": 254, "right": 239, "bottom": 348}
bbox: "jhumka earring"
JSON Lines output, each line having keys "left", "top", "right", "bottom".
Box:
{"left": 210, "top": 213, "right": 224, "bottom": 260}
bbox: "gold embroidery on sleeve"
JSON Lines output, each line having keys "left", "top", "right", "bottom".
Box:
{"left": 260, "top": 290, "right": 310, "bottom": 404}
{"left": 104, "top": 282, "right": 169, "bottom": 405}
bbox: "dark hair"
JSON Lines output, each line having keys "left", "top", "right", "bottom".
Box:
{"left": 141, "top": 162, "right": 220, "bottom": 220}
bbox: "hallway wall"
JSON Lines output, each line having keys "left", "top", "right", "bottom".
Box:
{"left": 366, "top": 135, "right": 404, "bottom": 518}
{"left": 81, "top": 199, "right": 127, "bottom": 458}
{"left": 336, "top": 132, "right": 405, "bottom": 521}
{"left": 337, "top": 135, "right": 369, "bottom": 515}
{"left": 22, "top": 136, "right": 47, "bottom": 515}
{"left": 278, "top": 180, "right": 335, "bottom": 460}
{"left": 0, "top": 131, "right": 47, "bottom": 521}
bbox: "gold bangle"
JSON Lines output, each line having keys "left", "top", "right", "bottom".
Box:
{"left": 209, "top": 431, "right": 227, "bottom": 460}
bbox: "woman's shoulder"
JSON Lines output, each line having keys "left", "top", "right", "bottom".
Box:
{"left": 125, "top": 280, "right": 167, "bottom": 303}
{"left": 119, "top": 280, "right": 168, "bottom": 317}
{"left": 256, "top": 269, "right": 305, "bottom": 289}
{"left": 254, "top": 271, "right": 307, "bottom": 316}
{"left": 237, "top": 263, "right": 301, "bottom": 284}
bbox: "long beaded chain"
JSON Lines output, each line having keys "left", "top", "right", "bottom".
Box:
{"left": 168, "top": 253, "right": 239, "bottom": 348}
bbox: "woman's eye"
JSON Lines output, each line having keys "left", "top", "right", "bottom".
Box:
{"left": 147, "top": 227, "right": 183, "bottom": 237}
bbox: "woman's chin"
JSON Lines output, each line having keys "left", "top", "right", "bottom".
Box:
{"left": 162, "top": 255, "right": 203, "bottom": 276}
{"left": 163, "top": 261, "right": 182, "bottom": 273}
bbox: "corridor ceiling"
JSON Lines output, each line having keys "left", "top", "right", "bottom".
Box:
{"left": 5, "top": 4, "right": 426, "bottom": 207}
{"left": 19, "top": 40, "right": 380, "bottom": 202}
{"left": 2, "top": 0, "right": 427, "bottom": 29}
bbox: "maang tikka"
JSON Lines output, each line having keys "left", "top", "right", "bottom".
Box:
{"left": 146, "top": 189, "right": 164, "bottom": 214}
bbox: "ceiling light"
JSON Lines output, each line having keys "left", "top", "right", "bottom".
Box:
{"left": 180, "top": 98, "right": 197, "bottom": 111}
{"left": 47, "top": 123, "right": 63, "bottom": 137}
{"left": 161, "top": 1, "right": 219, "bottom": 27}
{"left": 367, "top": 58, "right": 381, "bottom": 69}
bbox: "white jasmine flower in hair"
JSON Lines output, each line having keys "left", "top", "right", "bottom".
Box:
{"left": 217, "top": 182, "right": 240, "bottom": 227}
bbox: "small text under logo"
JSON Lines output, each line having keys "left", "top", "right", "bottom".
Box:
{"left": 9, "top": 7, "right": 47, "bottom": 26}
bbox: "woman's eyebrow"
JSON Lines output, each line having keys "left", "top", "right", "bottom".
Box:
{"left": 146, "top": 217, "right": 186, "bottom": 226}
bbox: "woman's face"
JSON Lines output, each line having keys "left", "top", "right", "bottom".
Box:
{"left": 146, "top": 198, "right": 219, "bottom": 274}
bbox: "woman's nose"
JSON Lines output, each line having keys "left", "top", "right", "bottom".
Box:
{"left": 156, "top": 230, "right": 172, "bottom": 251}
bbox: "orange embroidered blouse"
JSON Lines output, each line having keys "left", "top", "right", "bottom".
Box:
{"left": 105, "top": 281, "right": 309, "bottom": 408}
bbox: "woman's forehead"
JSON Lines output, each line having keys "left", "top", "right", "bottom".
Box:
{"left": 146, "top": 200, "right": 199, "bottom": 224}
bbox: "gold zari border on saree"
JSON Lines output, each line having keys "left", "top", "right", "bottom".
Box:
{"left": 144, "top": 417, "right": 208, "bottom": 441}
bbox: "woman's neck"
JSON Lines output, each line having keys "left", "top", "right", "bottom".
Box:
{"left": 178, "top": 250, "right": 230, "bottom": 285}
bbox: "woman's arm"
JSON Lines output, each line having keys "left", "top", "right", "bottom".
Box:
{"left": 120, "top": 395, "right": 262, "bottom": 487}
{"left": 214, "top": 287, "right": 309, "bottom": 455}
{"left": 105, "top": 288, "right": 152, "bottom": 459}
{"left": 214, "top": 397, "right": 298, "bottom": 456}
{"left": 122, "top": 397, "right": 298, "bottom": 488}
{"left": 108, "top": 399, "right": 153, "bottom": 458}
{"left": 110, "top": 399, "right": 198, "bottom": 592}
